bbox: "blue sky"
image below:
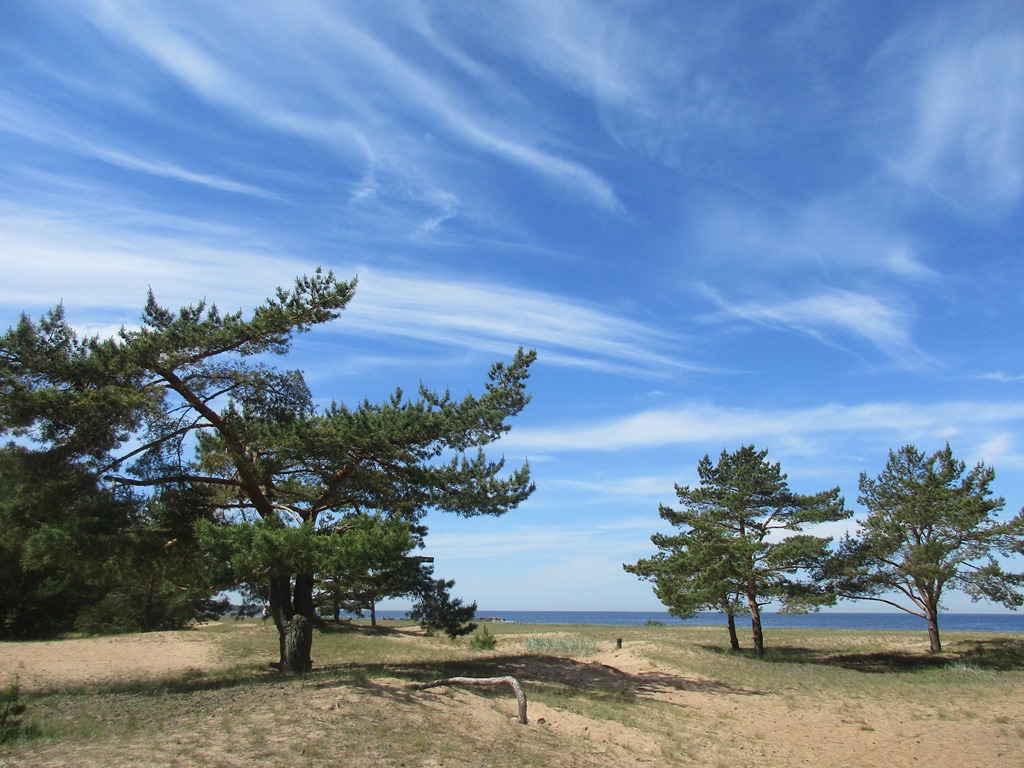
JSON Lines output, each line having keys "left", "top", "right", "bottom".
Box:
{"left": 3, "top": 1, "right": 1024, "bottom": 613}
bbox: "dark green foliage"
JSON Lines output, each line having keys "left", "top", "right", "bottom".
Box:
{"left": 0, "top": 306, "right": 155, "bottom": 463}
{"left": 0, "top": 269, "right": 355, "bottom": 467}
{"left": 626, "top": 445, "right": 849, "bottom": 655}
{"left": 93, "top": 484, "right": 231, "bottom": 633}
{"left": 197, "top": 513, "right": 421, "bottom": 610}
{"left": 409, "top": 570, "right": 478, "bottom": 639}
{"left": 311, "top": 521, "right": 426, "bottom": 624}
{"left": 825, "top": 444, "right": 1024, "bottom": 653}
{"left": 0, "top": 446, "right": 133, "bottom": 638}
{"left": 0, "top": 445, "right": 231, "bottom": 638}
{"left": 2, "top": 271, "right": 534, "bottom": 669}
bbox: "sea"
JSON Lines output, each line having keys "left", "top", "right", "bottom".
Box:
{"left": 371, "top": 609, "right": 1024, "bottom": 633}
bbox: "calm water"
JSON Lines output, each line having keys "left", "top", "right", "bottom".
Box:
{"left": 373, "top": 609, "right": 1024, "bottom": 633}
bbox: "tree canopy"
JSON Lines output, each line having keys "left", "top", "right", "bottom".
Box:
{"left": 824, "top": 444, "right": 1024, "bottom": 653}
{"left": 0, "top": 445, "right": 223, "bottom": 638}
{"left": 0, "top": 270, "right": 536, "bottom": 669}
{"left": 626, "top": 445, "right": 849, "bottom": 654}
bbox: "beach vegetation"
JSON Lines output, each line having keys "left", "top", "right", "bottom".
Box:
{"left": 4, "top": 621, "right": 1023, "bottom": 765}
{"left": 625, "top": 445, "right": 850, "bottom": 655}
{"left": 0, "top": 678, "right": 26, "bottom": 744}
{"left": 0, "top": 271, "right": 535, "bottom": 671}
{"left": 469, "top": 624, "right": 498, "bottom": 650}
{"left": 824, "top": 443, "right": 1024, "bottom": 653}
{"left": 521, "top": 633, "right": 598, "bottom": 656}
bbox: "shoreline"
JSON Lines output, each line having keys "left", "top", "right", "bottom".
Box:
{"left": 366, "top": 609, "right": 1024, "bottom": 633}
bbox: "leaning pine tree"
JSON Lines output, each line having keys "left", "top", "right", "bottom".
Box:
{"left": 0, "top": 270, "right": 536, "bottom": 672}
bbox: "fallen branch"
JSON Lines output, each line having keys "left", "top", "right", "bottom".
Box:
{"left": 406, "top": 675, "right": 528, "bottom": 724}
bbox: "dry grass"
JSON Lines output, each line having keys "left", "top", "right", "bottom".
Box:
{"left": 2, "top": 619, "right": 1023, "bottom": 767}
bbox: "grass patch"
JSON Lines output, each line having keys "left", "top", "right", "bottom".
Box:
{"left": 521, "top": 633, "right": 598, "bottom": 656}
{"left": 0, "top": 678, "right": 28, "bottom": 744}
{"left": 4, "top": 622, "right": 1024, "bottom": 766}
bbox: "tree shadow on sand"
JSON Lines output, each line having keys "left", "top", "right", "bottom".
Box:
{"left": 697, "top": 636, "right": 1024, "bottom": 673}
{"left": 315, "top": 620, "right": 407, "bottom": 637}
{"left": 307, "top": 652, "right": 763, "bottom": 707}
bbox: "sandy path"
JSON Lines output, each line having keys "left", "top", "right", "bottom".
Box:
{"left": 581, "top": 641, "right": 1024, "bottom": 767}
{"left": 0, "top": 631, "right": 222, "bottom": 691}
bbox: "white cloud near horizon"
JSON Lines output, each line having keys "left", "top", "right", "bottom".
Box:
{"left": 423, "top": 516, "right": 658, "bottom": 562}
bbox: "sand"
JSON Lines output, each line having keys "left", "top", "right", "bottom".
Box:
{"left": 2, "top": 629, "right": 1022, "bottom": 767}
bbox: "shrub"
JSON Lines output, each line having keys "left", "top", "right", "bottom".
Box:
{"left": 0, "top": 679, "right": 26, "bottom": 744}
{"left": 469, "top": 624, "right": 498, "bottom": 650}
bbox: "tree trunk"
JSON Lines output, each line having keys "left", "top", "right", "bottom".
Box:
{"left": 268, "top": 573, "right": 317, "bottom": 673}
{"left": 726, "top": 613, "right": 740, "bottom": 651}
{"left": 926, "top": 606, "right": 942, "bottom": 654}
{"left": 286, "top": 573, "right": 316, "bottom": 672}
{"left": 143, "top": 575, "right": 155, "bottom": 632}
{"left": 285, "top": 614, "right": 312, "bottom": 672}
{"left": 268, "top": 574, "right": 293, "bottom": 670}
{"left": 748, "top": 595, "right": 765, "bottom": 656}
{"left": 370, "top": 599, "right": 377, "bottom": 628}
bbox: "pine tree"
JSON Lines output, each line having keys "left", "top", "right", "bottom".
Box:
{"left": 826, "top": 444, "right": 1024, "bottom": 653}
{"left": 627, "top": 445, "right": 849, "bottom": 655}
{"left": 1, "top": 270, "right": 535, "bottom": 670}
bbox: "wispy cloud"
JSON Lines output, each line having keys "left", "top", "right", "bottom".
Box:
{"left": 699, "top": 285, "right": 930, "bottom": 368}
{"left": 73, "top": 0, "right": 621, "bottom": 211}
{"left": 901, "top": 33, "right": 1024, "bottom": 208}
{"left": 500, "top": 399, "right": 1024, "bottom": 455}
{"left": 0, "top": 201, "right": 686, "bottom": 376}
{"left": 425, "top": 517, "right": 657, "bottom": 561}
{"left": 693, "top": 197, "right": 936, "bottom": 281}
{"left": 89, "top": 147, "right": 278, "bottom": 199}
{"left": 550, "top": 475, "right": 678, "bottom": 501}
{"left": 0, "top": 93, "right": 277, "bottom": 199}
{"left": 977, "top": 372, "right": 1024, "bottom": 384}
{"left": 341, "top": 268, "right": 693, "bottom": 376}
{"left": 684, "top": 190, "right": 940, "bottom": 367}
{"left": 872, "top": 14, "right": 1024, "bottom": 211}
{"left": 0, "top": 204, "right": 318, "bottom": 314}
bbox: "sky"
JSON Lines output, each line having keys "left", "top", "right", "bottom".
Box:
{"left": 2, "top": 1, "right": 1024, "bottom": 614}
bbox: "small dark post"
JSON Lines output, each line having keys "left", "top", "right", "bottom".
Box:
{"left": 616, "top": 638, "right": 622, "bottom": 649}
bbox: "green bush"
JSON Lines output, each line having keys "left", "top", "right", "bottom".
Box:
{"left": 0, "top": 679, "right": 26, "bottom": 744}
{"left": 469, "top": 624, "right": 497, "bottom": 650}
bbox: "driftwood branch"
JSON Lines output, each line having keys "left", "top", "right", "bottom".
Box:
{"left": 406, "top": 676, "right": 528, "bottom": 724}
